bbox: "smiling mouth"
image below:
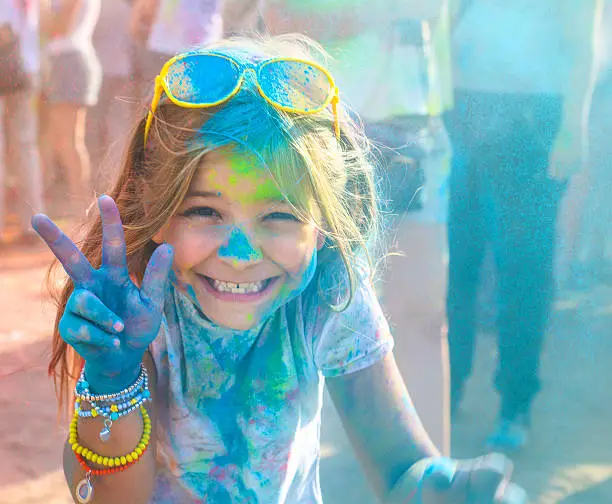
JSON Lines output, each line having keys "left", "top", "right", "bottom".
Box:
{"left": 201, "top": 275, "right": 276, "bottom": 295}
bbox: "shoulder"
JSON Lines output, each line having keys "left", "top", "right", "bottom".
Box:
{"left": 302, "top": 261, "right": 394, "bottom": 377}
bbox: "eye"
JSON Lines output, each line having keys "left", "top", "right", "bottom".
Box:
{"left": 180, "top": 206, "right": 221, "bottom": 219}
{"left": 263, "top": 211, "right": 301, "bottom": 222}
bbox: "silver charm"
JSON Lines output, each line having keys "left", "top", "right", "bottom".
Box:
{"left": 76, "top": 473, "right": 94, "bottom": 503}
{"left": 99, "top": 419, "right": 112, "bottom": 443}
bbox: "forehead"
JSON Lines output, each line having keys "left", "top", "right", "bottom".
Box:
{"left": 192, "top": 147, "right": 285, "bottom": 203}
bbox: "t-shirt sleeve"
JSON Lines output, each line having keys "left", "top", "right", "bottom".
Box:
{"left": 309, "top": 269, "right": 394, "bottom": 378}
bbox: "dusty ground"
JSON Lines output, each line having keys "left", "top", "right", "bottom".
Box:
{"left": 0, "top": 217, "right": 610, "bottom": 503}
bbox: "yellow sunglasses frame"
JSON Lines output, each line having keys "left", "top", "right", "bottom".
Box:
{"left": 143, "top": 51, "right": 341, "bottom": 146}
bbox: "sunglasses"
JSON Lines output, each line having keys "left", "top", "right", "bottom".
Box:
{"left": 144, "top": 51, "right": 341, "bottom": 146}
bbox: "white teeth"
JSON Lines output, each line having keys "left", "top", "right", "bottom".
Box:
{"left": 210, "top": 279, "right": 266, "bottom": 294}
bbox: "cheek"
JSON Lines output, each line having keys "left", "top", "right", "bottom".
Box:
{"left": 163, "top": 220, "right": 225, "bottom": 270}
{"left": 263, "top": 226, "right": 318, "bottom": 274}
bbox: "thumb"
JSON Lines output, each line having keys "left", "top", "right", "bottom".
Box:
{"left": 419, "top": 457, "right": 460, "bottom": 500}
{"left": 384, "top": 457, "right": 457, "bottom": 504}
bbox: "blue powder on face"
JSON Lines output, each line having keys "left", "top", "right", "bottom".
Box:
{"left": 218, "top": 226, "right": 263, "bottom": 263}
{"left": 252, "top": 247, "right": 318, "bottom": 322}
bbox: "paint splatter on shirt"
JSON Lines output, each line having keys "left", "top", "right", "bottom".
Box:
{"left": 149, "top": 266, "right": 393, "bottom": 502}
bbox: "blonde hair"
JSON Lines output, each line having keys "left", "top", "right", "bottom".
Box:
{"left": 48, "top": 34, "right": 382, "bottom": 413}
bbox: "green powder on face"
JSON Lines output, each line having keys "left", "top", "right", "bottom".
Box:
{"left": 224, "top": 149, "right": 285, "bottom": 204}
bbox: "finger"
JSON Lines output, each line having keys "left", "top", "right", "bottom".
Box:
{"left": 67, "top": 289, "right": 125, "bottom": 334}
{"left": 31, "top": 214, "right": 94, "bottom": 284}
{"left": 99, "top": 195, "right": 127, "bottom": 271}
{"left": 498, "top": 483, "right": 528, "bottom": 504}
{"left": 420, "top": 459, "right": 467, "bottom": 503}
{"left": 140, "top": 244, "right": 174, "bottom": 310}
{"left": 59, "top": 313, "right": 121, "bottom": 350}
{"left": 467, "top": 453, "right": 513, "bottom": 504}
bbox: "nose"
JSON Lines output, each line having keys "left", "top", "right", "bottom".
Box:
{"left": 218, "top": 226, "right": 263, "bottom": 268}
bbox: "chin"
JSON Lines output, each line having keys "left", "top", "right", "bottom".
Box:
{"left": 206, "top": 309, "right": 263, "bottom": 331}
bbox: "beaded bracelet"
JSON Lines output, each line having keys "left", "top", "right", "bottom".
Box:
{"left": 75, "top": 365, "right": 150, "bottom": 442}
{"left": 70, "top": 405, "right": 152, "bottom": 467}
{"left": 78, "top": 394, "right": 150, "bottom": 420}
{"left": 71, "top": 405, "right": 152, "bottom": 504}
{"left": 75, "top": 364, "right": 147, "bottom": 402}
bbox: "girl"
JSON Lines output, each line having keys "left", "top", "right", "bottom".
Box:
{"left": 33, "top": 35, "right": 525, "bottom": 503}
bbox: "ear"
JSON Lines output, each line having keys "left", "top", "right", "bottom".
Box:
{"left": 316, "top": 230, "right": 326, "bottom": 251}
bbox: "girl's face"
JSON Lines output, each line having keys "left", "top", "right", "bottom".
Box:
{"left": 154, "top": 148, "right": 323, "bottom": 330}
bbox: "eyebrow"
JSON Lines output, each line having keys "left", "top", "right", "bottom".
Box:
{"left": 185, "top": 190, "right": 291, "bottom": 204}
{"left": 184, "top": 190, "right": 222, "bottom": 198}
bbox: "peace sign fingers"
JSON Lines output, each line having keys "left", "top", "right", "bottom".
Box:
{"left": 99, "top": 195, "right": 128, "bottom": 273}
{"left": 140, "top": 243, "right": 174, "bottom": 312}
{"left": 31, "top": 213, "right": 95, "bottom": 286}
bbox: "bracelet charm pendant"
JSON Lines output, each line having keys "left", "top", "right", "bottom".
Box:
{"left": 76, "top": 472, "right": 94, "bottom": 503}
{"left": 100, "top": 419, "right": 113, "bottom": 443}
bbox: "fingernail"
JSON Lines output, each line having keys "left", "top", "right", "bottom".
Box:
{"left": 113, "top": 321, "right": 124, "bottom": 332}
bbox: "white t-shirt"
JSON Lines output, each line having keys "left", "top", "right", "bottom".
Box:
{"left": 147, "top": 0, "right": 223, "bottom": 55}
{"left": 0, "top": 0, "right": 40, "bottom": 75}
{"left": 149, "top": 266, "right": 394, "bottom": 502}
{"left": 452, "top": 0, "right": 573, "bottom": 94}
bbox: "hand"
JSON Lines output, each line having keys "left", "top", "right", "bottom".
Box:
{"left": 549, "top": 123, "right": 586, "bottom": 181}
{"left": 32, "top": 195, "right": 174, "bottom": 394}
{"left": 419, "top": 453, "right": 527, "bottom": 503}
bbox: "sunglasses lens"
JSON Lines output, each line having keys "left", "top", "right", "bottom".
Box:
{"left": 258, "top": 60, "right": 333, "bottom": 112}
{"left": 165, "top": 54, "right": 240, "bottom": 103}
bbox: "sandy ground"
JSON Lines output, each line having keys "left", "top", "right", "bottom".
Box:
{"left": 0, "top": 217, "right": 611, "bottom": 503}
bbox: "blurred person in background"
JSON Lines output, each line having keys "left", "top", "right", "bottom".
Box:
{"left": 40, "top": 0, "right": 102, "bottom": 216}
{"left": 88, "top": 0, "right": 135, "bottom": 193}
{"left": 265, "top": 0, "right": 454, "bottom": 455}
{"left": 129, "top": 0, "right": 223, "bottom": 109}
{"left": 444, "top": 0, "right": 600, "bottom": 451}
{"left": 0, "top": 0, "right": 44, "bottom": 245}
{"left": 223, "top": 0, "right": 265, "bottom": 36}
{"left": 560, "top": 1, "right": 612, "bottom": 287}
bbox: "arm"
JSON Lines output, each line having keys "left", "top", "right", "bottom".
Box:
{"left": 326, "top": 352, "right": 440, "bottom": 501}
{"left": 32, "top": 197, "right": 172, "bottom": 504}
{"left": 129, "top": 0, "right": 160, "bottom": 44}
{"left": 551, "top": 0, "right": 603, "bottom": 178}
{"left": 40, "top": 0, "right": 82, "bottom": 38}
{"left": 63, "top": 352, "right": 158, "bottom": 504}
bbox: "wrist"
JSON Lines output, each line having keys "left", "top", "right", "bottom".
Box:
{"left": 84, "top": 362, "right": 142, "bottom": 395}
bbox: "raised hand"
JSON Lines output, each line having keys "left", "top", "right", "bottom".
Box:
{"left": 32, "top": 195, "right": 174, "bottom": 394}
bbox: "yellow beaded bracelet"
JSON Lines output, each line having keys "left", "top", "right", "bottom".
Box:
{"left": 69, "top": 405, "right": 152, "bottom": 468}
